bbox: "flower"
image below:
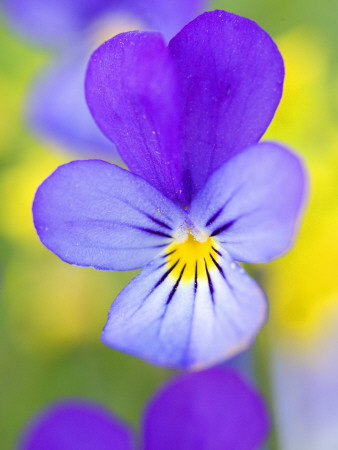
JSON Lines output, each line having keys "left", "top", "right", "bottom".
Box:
{"left": 1, "top": 0, "right": 207, "bottom": 157}
{"left": 33, "top": 10, "right": 307, "bottom": 368}
{"left": 18, "top": 368, "right": 269, "bottom": 450}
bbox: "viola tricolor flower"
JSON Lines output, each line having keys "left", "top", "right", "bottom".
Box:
{"left": 18, "top": 368, "right": 269, "bottom": 450}
{"left": 2, "top": 0, "right": 207, "bottom": 156}
{"left": 33, "top": 11, "right": 307, "bottom": 368}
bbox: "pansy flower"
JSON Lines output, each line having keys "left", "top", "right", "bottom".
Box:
{"left": 18, "top": 368, "right": 269, "bottom": 450}
{"left": 2, "top": 0, "right": 207, "bottom": 156}
{"left": 33, "top": 11, "right": 307, "bottom": 368}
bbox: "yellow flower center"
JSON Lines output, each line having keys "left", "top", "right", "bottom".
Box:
{"left": 165, "top": 231, "right": 220, "bottom": 284}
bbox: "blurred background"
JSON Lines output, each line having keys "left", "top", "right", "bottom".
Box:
{"left": 0, "top": 0, "right": 337, "bottom": 448}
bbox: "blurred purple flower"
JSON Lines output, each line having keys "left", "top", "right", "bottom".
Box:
{"left": 33, "top": 11, "right": 307, "bottom": 368}
{"left": 2, "top": 0, "right": 207, "bottom": 157}
{"left": 18, "top": 368, "right": 269, "bottom": 450}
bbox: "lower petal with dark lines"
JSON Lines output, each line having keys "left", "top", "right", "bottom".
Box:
{"left": 101, "top": 249, "right": 267, "bottom": 369}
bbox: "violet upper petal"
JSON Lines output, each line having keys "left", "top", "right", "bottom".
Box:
{"left": 28, "top": 54, "right": 117, "bottom": 158}
{"left": 18, "top": 399, "right": 133, "bottom": 450}
{"left": 143, "top": 368, "right": 269, "bottom": 450}
{"left": 101, "top": 247, "right": 267, "bottom": 368}
{"left": 85, "top": 31, "right": 186, "bottom": 205}
{"left": 189, "top": 142, "right": 307, "bottom": 263}
{"left": 168, "top": 10, "right": 284, "bottom": 199}
{"left": 33, "top": 160, "right": 186, "bottom": 271}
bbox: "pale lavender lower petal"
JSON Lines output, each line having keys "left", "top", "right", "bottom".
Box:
{"left": 102, "top": 247, "right": 267, "bottom": 368}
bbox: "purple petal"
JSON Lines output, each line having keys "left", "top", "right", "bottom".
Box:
{"left": 189, "top": 142, "right": 307, "bottom": 263}
{"left": 85, "top": 31, "right": 186, "bottom": 205}
{"left": 28, "top": 54, "right": 117, "bottom": 158}
{"left": 1, "top": 0, "right": 111, "bottom": 46}
{"left": 101, "top": 246, "right": 267, "bottom": 368}
{"left": 143, "top": 368, "right": 269, "bottom": 450}
{"left": 19, "top": 399, "right": 133, "bottom": 450}
{"left": 168, "top": 10, "right": 285, "bottom": 199}
{"left": 33, "top": 160, "right": 186, "bottom": 270}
